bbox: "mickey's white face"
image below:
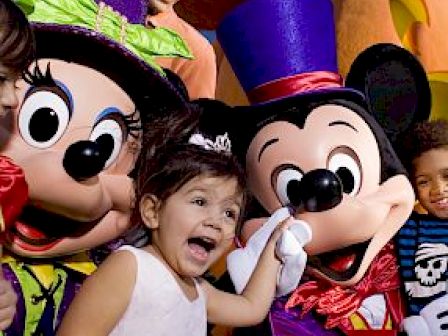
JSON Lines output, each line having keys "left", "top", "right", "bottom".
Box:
{"left": 1, "top": 59, "right": 140, "bottom": 257}
{"left": 246, "top": 103, "right": 414, "bottom": 285}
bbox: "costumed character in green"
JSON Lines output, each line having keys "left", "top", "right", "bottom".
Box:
{"left": 2, "top": 0, "right": 191, "bottom": 334}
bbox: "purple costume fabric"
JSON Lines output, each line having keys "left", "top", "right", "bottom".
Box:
{"left": 98, "top": 0, "right": 147, "bottom": 24}
{"left": 269, "top": 296, "right": 342, "bottom": 336}
{"left": 2, "top": 261, "right": 84, "bottom": 336}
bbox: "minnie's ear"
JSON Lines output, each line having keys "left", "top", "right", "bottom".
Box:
{"left": 345, "top": 43, "right": 431, "bottom": 143}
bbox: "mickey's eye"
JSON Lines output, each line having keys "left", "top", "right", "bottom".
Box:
{"left": 274, "top": 166, "right": 304, "bottom": 206}
{"left": 328, "top": 149, "right": 361, "bottom": 196}
{"left": 89, "top": 116, "right": 126, "bottom": 169}
{"left": 19, "top": 91, "right": 71, "bottom": 148}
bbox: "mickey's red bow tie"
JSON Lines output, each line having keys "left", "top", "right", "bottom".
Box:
{"left": 285, "top": 243, "right": 400, "bottom": 331}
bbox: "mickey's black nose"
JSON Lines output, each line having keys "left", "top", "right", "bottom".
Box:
{"left": 289, "top": 169, "right": 343, "bottom": 212}
{"left": 63, "top": 141, "right": 106, "bottom": 181}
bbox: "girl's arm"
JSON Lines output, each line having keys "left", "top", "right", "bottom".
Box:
{"left": 57, "top": 250, "right": 137, "bottom": 336}
{"left": 203, "top": 220, "right": 286, "bottom": 327}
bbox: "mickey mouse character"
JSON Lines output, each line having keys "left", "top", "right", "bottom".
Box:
{"left": 212, "top": 0, "right": 432, "bottom": 334}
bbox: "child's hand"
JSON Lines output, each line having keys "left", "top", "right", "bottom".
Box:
{"left": 0, "top": 251, "right": 16, "bottom": 331}
{"left": 227, "top": 207, "right": 290, "bottom": 294}
{"left": 274, "top": 219, "right": 312, "bottom": 297}
{"left": 276, "top": 219, "right": 312, "bottom": 256}
{"left": 265, "top": 216, "right": 294, "bottom": 250}
{"left": 227, "top": 209, "right": 312, "bottom": 298}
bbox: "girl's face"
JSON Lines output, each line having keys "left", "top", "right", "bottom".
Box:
{"left": 0, "top": 63, "right": 19, "bottom": 118}
{"left": 142, "top": 174, "right": 243, "bottom": 278}
{"left": 413, "top": 147, "right": 448, "bottom": 219}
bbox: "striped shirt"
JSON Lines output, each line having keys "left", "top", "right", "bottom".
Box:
{"left": 395, "top": 212, "right": 448, "bottom": 315}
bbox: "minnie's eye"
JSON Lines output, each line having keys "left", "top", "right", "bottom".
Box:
{"left": 19, "top": 91, "right": 70, "bottom": 148}
{"left": 328, "top": 152, "right": 361, "bottom": 196}
{"left": 275, "top": 167, "right": 304, "bottom": 206}
{"left": 89, "top": 118, "right": 125, "bottom": 169}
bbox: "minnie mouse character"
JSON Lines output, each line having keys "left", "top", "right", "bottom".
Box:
{"left": 2, "top": 0, "right": 191, "bottom": 334}
{"left": 213, "top": 0, "right": 432, "bottom": 334}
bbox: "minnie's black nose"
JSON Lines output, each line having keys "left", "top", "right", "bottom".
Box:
{"left": 63, "top": 141, "right": 106, "bottom": 181}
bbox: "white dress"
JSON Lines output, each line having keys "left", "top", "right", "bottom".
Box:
{"left": 109, "top": 245, "right": 207, "bottom": 336}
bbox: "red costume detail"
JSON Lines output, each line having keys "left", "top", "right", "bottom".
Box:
{"left": 247, "top": 71, "right": 343, "bottom": 104}
{"left": 286, "top": 243, "right": 402, "bottom": 331}
{"left": 0, "top": 156, "right": 28, "bottom": 231}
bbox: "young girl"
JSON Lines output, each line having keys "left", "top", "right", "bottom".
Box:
{"left": 0, "top": 0, "right": 34, "bottom": 331}
{"left": 57, "top": 101, "right": 287, "bottom": 335}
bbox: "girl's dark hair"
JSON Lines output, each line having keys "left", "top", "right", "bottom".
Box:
{"left": 135, "top": 143, "right": 246, "bottom": 207}
{"left": 399, "top": 119, "right": 448, "bottom": 174}
{"left": 127, "top": 100, "right": 247, "bottom": 245}
{"left": 0, "top": 0, "right": 35, "bottom": 73}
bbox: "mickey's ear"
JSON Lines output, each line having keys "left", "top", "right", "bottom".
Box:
{"left": 192, "top": 98, "right": 246, "bottom": 161}
{"left": 192, "top": 98, "right": 234, "bottom": 138}
{"left": 345, "top": 43, "right": 431, "bottom": 143}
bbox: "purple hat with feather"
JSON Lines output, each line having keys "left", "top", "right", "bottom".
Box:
{"left": 16, "top": 0, "right": 192, "bottom": 113}
{"left": 217, "top": 0, "right": 361, "bottom": 105}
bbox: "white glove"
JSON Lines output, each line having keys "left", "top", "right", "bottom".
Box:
{"left": 402, "top": 294, "right": 448, "bottom": 336}
{"left": 227, "top": 207, "right": 290, "bottom": 294}
{"left": 275, "top": 219, "right": 312, "bottom": 297}
{"left": 227, "top": 207, "right": 311, "bottom": 297}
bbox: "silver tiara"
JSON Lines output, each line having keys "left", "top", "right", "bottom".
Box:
{"left": 188, "top": 132, "right": 232, "bottom": 154}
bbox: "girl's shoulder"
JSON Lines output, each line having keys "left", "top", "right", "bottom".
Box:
{"left": 116, "top": 244, "right": 144, "bottom": 256}
{"left": 117, "top": 245, "right": 162, "bottom": 265}
{"left": 94, "top": 246, "right": 140, "bottom": 278}
{"left": 114, "top": 245, "right": 171, "bottom": 279}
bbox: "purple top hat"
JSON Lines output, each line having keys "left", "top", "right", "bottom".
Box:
{"left": 217, "top": 0, "right": 345, "bottom": 104}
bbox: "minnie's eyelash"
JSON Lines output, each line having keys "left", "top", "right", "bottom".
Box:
{"left": 22, "top": 62, "right": 57, "bottom": 87}
{"left": 23, "top": 62, "right": 142, "bottom": 139}
{"left": 123, "top": 109, "right": 141, "bottom": 139}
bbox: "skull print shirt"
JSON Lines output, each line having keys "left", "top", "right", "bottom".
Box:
{"left": 396, "top": 212, "right": 448, "bottom": 315}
